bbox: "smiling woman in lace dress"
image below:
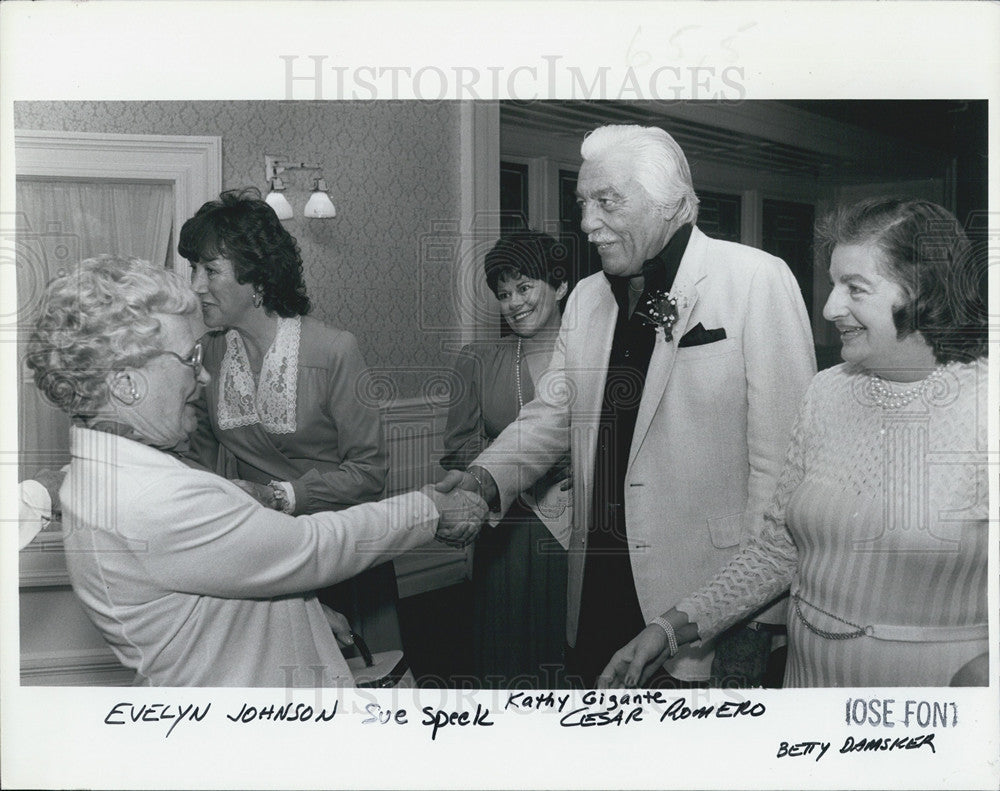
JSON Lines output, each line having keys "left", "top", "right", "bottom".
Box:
{"left": 179, "top": 188, "right": 401, "bottom": 653}
{"left": 601, "top": 198, "right": 989, "bottom": 688}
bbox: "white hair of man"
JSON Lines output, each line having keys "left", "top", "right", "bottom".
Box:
{"left": 581, "top": 124, "right": 699, "bottom": 226}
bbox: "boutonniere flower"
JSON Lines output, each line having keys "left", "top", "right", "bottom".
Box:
{"left": 635, "top": 289, "right": 687, "bottom": 341}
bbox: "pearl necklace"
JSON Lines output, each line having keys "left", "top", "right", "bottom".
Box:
{"left": 515, "top": 338, "right": 524, "bottom": 410}
{"left": 868, "top": 365, "right": 944, "bottom": 410}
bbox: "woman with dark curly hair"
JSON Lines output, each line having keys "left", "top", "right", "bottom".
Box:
{"left": 602, "top": 198, "right": 989, "bottom": 688}
{"left": 179, "top": 188, "right": 401, "bottom": 652}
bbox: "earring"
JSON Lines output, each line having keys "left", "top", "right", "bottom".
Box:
{"left": 112, "top": 372, "right": 140, "bottom": 405}
{"left": 252, "top": 288, "right": 263, "bottom": 309}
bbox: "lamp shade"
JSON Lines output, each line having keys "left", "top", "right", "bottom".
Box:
{"left": 304, "top": 178, "right": 336, "bottom": 218}
{"left": 265, "top": 188, "right": 294, "bottom": 220}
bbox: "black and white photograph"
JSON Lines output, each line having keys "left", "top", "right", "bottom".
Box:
{"left": 2, "top": 2, "right": 997, "bottom": 789}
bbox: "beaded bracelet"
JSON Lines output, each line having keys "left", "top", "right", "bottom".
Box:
{"left": 649, "top": 615, "right": 679, "bottom": 657}
{"left": 268, "top": 481, "right": 293, "bottom": 514}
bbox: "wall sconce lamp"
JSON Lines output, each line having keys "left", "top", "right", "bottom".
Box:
{"left": 264, "top": 155, "right": 337, "bottom": 220}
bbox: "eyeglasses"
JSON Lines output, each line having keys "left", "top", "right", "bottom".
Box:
{"left": 149, "top": 342, "right": 203, "bottom": 377}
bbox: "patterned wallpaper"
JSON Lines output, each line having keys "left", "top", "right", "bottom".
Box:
{"left": 14, "top": 101, "right": 464, "bottom": 399}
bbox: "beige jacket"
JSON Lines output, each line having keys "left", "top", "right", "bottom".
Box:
{"left": 476, "top": 227, "right": 816, "bottom": 680}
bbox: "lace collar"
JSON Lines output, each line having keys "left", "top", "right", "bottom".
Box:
{"left": 217, "top": 316, "right": 300, "bottom": 434}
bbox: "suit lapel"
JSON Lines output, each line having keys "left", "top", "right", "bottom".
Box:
{"left": 627, "top": 227, "right": 708, "bottom": 472}
{"left": 576, "top": 277, "right": 618, "bottom": 505}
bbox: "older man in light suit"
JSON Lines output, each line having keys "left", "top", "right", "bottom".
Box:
{"left": 440, "top": 124, "right": 816, "bottom": 687}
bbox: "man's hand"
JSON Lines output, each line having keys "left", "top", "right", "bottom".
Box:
{"left": 232, "top": 479, "right": 278, "bottom": 509}
{"left": 424, "top": 486, "right": 487, "bottom": 548}
{"left": 597, "top": 625, "right": 672, "bottom": 688}
{"left": 537, "top": 454, "right": 572, "bottom": 492}
{"left": 436, "top": 465, "right": 499, "bottom": 508}
{"left": 435, "top": 469, "right": 479, "bottom": 493}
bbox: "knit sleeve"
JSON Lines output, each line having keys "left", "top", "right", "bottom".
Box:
{"left": 674, "top": 382, "right": 812, "bottom": 640}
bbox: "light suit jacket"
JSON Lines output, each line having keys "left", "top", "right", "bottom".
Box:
{"left": 475, "top": 226, "right": 816, "bottom": 680}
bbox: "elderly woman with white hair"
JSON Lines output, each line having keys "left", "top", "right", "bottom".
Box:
{"left": 27, "top": 255, "right": 483, "bottom": 687}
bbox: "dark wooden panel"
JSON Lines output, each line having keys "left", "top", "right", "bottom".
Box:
{"left": 762, "top": 198, "right": 816, "bottom": 319}
{"left": 697, "top": 190, "right": 742, "bottom": 243}
{"left": 499, "top": 160, "right": 529, "bottom": 233}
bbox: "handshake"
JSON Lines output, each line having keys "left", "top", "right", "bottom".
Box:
{"left": 424, "top": 467, "right": 498, "bottom": 548}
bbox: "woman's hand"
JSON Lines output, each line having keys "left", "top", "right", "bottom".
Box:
{"left": 320, "top": 604, "right": 355, "bottom": 647}
{"left": 32, "top": 467, "right": 67, "bottom": 518}
{"left": 232, "top": 479, "right": 278, "bottom": 509}
{"left": 598, "top": 625, "right": 673, "bottom": 688}
{"left": 425, "top": 485, "right": 487, "bottom": 548}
